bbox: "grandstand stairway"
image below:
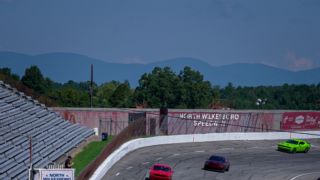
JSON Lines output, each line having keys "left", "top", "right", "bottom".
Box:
{"left": 0, "top": 81, "right": 95, "bottom": 179}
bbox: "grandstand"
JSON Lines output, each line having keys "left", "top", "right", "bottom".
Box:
{"left": 0, "top": 81, "right": 95, "bottom": 180}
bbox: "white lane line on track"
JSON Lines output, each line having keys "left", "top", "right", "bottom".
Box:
{"left": 126, "top": 166, "right": 133, "bottom": 170}
{"left": 142, "top": 162, "right": 150, "bottom": 165}
{"left": 311, "top": 144, "right": 319, "bottom": 148}
{"left": 249, "top": 146, "right": 260, "bottom": 149}
{"left": 156, "top": 157, "right": 162, "bottom": 161}
{"left": 290, "top": 172, "right": 320, "bottom": 180}
{"left": 116, "top": 172, "right": 120, "bottom": 176}
{"left": 195, "top": 150, "right": 205, "bottom": 153}
{"left": 172, "top": 153, "right": 180, "bottom": 156}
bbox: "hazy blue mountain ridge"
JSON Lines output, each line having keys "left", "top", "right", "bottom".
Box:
{"left": 0, "top": 52, "right": 319, "bottom": 87}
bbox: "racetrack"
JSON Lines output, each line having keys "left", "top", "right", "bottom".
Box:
{"left": 103, "top": 139, "right": 320, "bottom": 180}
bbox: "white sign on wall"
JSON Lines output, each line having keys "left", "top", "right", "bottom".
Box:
{"left": 179, "top": 113, "right": 240, "bottom": 120}
{"left": 38, "top": 169, "right": 75, "bottom": 180}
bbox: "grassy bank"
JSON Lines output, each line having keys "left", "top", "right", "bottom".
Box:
{"left": 73, "top": 136, "right": 113, "bottom": 176}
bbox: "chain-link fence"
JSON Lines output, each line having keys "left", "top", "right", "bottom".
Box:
{"left": 99, "top": 118, "right": 127, "bottom": 137}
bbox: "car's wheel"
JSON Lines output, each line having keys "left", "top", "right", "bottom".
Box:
{"left": 292, "top": 148, "right": 296, "bottom": 153}
{"left": 226, "top": 166, "right": 229, "bottom": 172}
{"left": 304, "top": 148, "right": 309, "bottom": 153}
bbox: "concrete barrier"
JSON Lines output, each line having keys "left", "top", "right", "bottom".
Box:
{"left": 90, "top": 131, "right": 320, "bottom": 180}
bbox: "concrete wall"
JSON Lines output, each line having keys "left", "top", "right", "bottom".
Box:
{"left": 52, "top": 108, "right": 320, "bottom": 136}
{"left": 53, "top": 108, "right": 130, "bottom": 135}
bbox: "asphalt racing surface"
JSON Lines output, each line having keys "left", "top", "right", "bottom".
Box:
{"left": 103, "top": 139, "right": 320, "bottom": 180}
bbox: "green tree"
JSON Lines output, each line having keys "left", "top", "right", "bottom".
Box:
{"left": 0, "top": 67, "right": 20, "bottom": 81}
{"left": 134, "top": 66, "right": 213, "bottom": 108}
{"left": 95, "top": 81, "right": 120, "bottom": 107}
{"left": 134, "top": 67, "right": 179, "bottom": 108}
{"left": 178, "top": 66, "right": 213, "bottom": 108}
{"left": 109, "top": 81, "right": 133, "bottom": 107}
{"left": 21, "top": 66, "right": 49, "bottom": 94}
{"left": 55, "top": 86, "right": 89, "bottom": 107}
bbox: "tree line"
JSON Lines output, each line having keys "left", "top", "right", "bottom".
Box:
{"left": 1, "top": 66, "right": 320, "bottom": 110}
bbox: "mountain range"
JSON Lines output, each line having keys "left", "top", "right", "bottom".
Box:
{"left": 0, "top": 52, "right": 319, "bottom": 87}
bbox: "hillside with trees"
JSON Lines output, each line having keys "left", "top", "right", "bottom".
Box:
{"left": 1, "top": 66, "right": 320, "bottom": 110}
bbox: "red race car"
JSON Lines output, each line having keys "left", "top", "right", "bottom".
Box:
{"left": 203, "top": 155, "right": 230, "bottom": 172}
{"left": 149, "top": 163, "right": 173, "bottom": 180}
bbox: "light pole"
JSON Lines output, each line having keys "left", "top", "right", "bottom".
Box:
{"left": 256, "top": 98, "right": 267, "bottom": 109}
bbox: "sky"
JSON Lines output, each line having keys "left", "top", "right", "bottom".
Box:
{"left": 0, "top": 0, "right": 319, "bottom": 71}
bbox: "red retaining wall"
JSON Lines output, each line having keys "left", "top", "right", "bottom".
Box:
{"left": 53, "top": 108, "right": 129, "bottom": 135}
{"left": 52, "top": 108, "right": 320, "bottom": 135}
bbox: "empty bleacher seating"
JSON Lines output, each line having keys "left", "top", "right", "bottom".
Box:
{"left": 0, "top": 81, "right": 95, "bottom": 179}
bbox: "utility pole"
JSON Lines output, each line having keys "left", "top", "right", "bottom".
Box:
{"left": 90, "top": 64, "right": 93, "bottom": 108}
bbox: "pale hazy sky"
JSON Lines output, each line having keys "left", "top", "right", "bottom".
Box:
{"left": 0, "top": 0, "right": 319, "bottom": 71}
